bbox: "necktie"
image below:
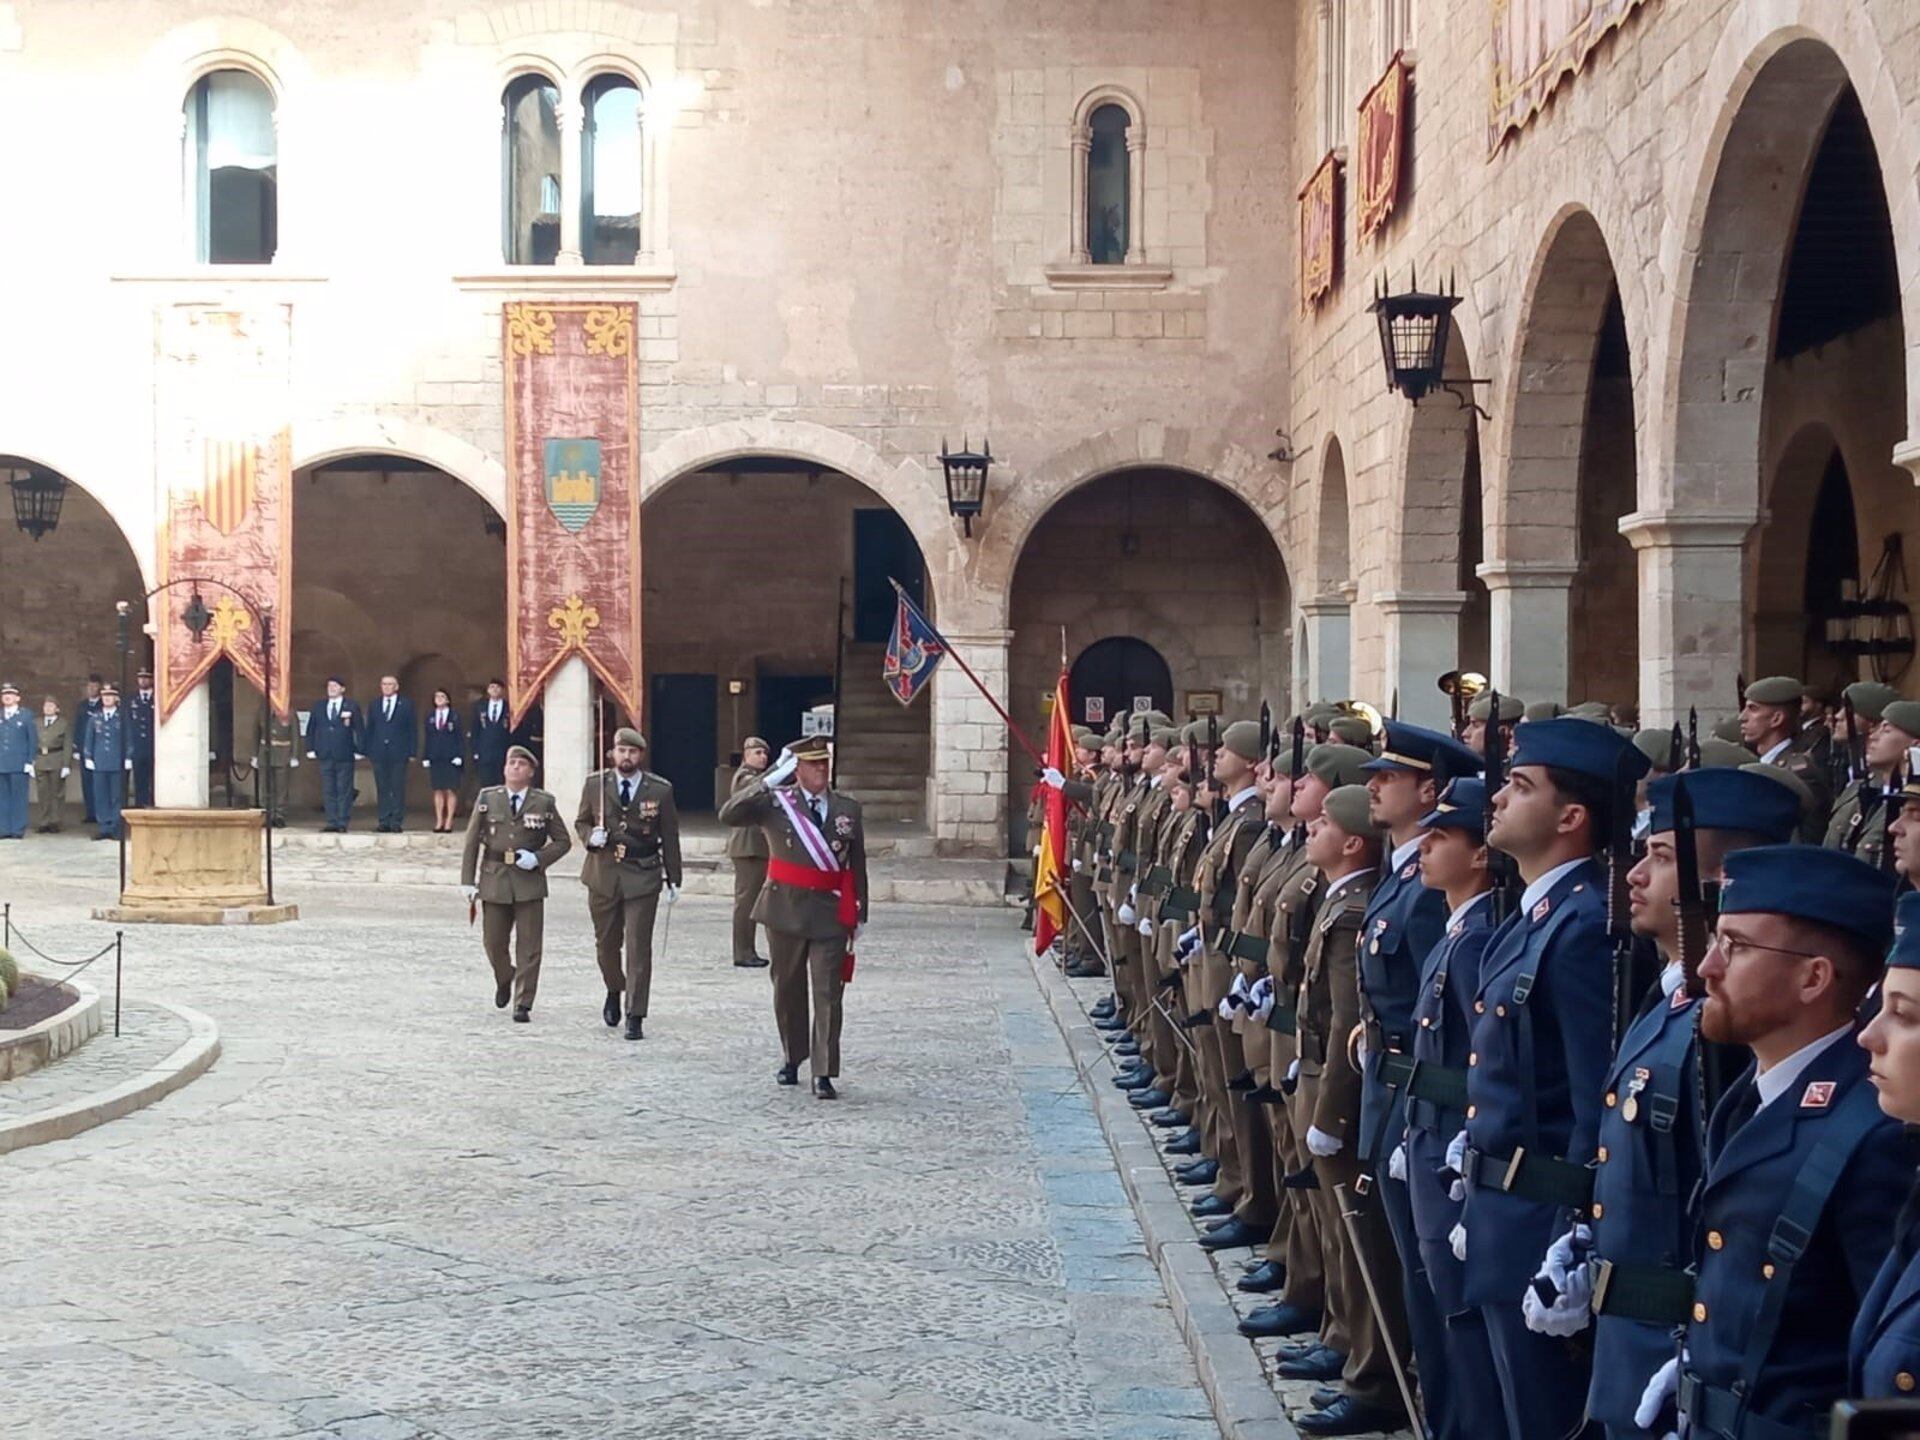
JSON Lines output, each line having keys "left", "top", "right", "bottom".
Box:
{"left": 512, "top": 792, "right": 523, "bottom": 816}
{"left": 620, "top": 779, "right": 632, "bottom": 807}
{"left": 330, "top": 700, "right": 339, "bottom": 721}
{"left": 811, "top": 796, "right": 826, "bottom": 828}
{"left": 1722, "top": 1077, "right": 1761, "bottom": 1139}
{"left": 385, "top": 698, "right": 393, "bottom": 719}
{"left": 491, "top": 702, "right": 500, "bottom": 723}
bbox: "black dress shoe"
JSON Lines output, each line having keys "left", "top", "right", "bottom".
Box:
{"left": 1275, "top": 1344, "right": 1347, "bottom": 1381}
{"left": 733, "top": 954, "right": 772, "bottom": 968}
{"left": 1127, "top": 1088, "right": 1172, "bottom": 1109}
{"left": 603, "top": 993, "right": 621, "bottom": 1027}
{"left": 1197, "top": 1218, "right": 1263, "bottom": 1251}
{"left": 1064, "top": 958, "right": 1108, "bottom": 978}
{"left": 1236, "top": 1259, "right": 1287, "bottom": 1294}
{"left": 1227, "top": 1070, "right": 1256, "bottom": 1091}
{"left": 624, "top": 1016, "right": 644, "bottom": 1041}
{"left": 1111, "top": 1065, "right": 1153, "bottom": 1089}
{"left": 776, "top": 1063, "right": 799, "bottom": 1086}
{"left": 512, "top": 1007, "right": 531, "bottom": 1023}
{"left": 1111, "top": 1039, "right": 1140, "bottom": 1056}
{"left": 1149, "top": 1107, "right": 1189, "bottom": 1128}
{"left": 1094, "top": 1014, "right": 1130, "bottom": 1032}
{"left": 813, "top": 1078, "right": 837, "bottom": 1100}
{"left": 1164, "top": 1130, "right": 1203, "bottom": 1157}
{"left": 494, "top": 983, "right": 511, "bottom": 1009}
{"left": 1190, "top": 1193, "right": 1231, "bottom": 1218}
{"left": 1090, "top": 997, "right": 1117, "bottom": 1017}
{"left": 1238, "top": 1302, "right": 1321, "bottom": 1337}
{"left": 1310, "top": 1387, "right": 1342, "bottom": 1411}
{"left": 1175, "top": 1159, "right": 1220, "bottom": 1186}
{"left": 1295, "top": 1395, "right": 1404, "bottom": 1436}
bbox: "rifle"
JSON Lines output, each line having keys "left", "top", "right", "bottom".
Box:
{"left": 1483, "top": 688, "right": 1519, "bottom": 924}
{"left": 1673, "top": 778, "right": 1738, "bottom": 1116}
{"left": 1884, "top": 766, "right": 1904, "bottom": 878}
{"left": 1736, "top": 672, "right": 1748, "bottom": 711}
{"left": 1667, "top": 723, "right": 1683, "bottom": 776}
{"left": 1257, "top": 701, "right": 1272, "bottom": 773}
{"left": 1287, "top": 714, "right": 1308, "bottom": 851}
{"left": 1845, "top": 695, "right": 1867, "bottom": 785}
{"left": 1686, "top": 707, "right": 1701, "bottom": 770}
{"left": 1606, "top": 743, "right": 1641, "bottom": 1049}
{"left": 1204, "top": 713, "right": 1222, "bottom": 824}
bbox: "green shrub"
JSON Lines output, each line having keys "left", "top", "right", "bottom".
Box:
{"left": 0, "top": 946, "right": 17, "bottom": 1009}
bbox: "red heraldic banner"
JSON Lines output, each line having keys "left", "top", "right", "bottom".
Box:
{"left": 155, "top": 304, "right": 294, "bottom": 722}
{"left": 1490, "top": 0, "right": 1648, "bottom": 151}
{"left": 1299, "top": 150, "right": 1342, "bottom": 310}
{"left": 1357, "top": 54, "right": 1409, "bottom": 244}
{"left": 502, "top": 302, "right": 642, "bottom": 726}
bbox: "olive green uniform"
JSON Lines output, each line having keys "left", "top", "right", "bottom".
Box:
{"left": 727, "top": 765, "right": 772, "bottom": 964}
{"left": 459, "top": 785, "right": 572, "bottom": 1010}
{"left": 576, "top": 769, "right": 683, "bottom": 1019}
{"left": 32, "top": 713, "right": 70, "bottom": 831}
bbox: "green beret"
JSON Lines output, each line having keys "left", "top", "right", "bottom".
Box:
{"left": 1071, "top": 727, "right": 1098, "bottom": 748}
{"left": 614, "top": 726, "right": 647, "bottom": 749}
{"left": 1468, "top": 692, "right": 1525, "bottom": 723}
{"left": 505, "top": 744, "right": 537, "bottom": 767}
{"left": 1138, "top": 709, "right": 1173, "bottom": 728}
{"left": 1305, "top": 702, "right": 1339, "bottom": 725}
{"left": 1711, "top": 716, "right": 1743, "bottom": 745}
{"left": 1322, "top": 784, "right": 1382, "bottom": 839}
{"left": 1524, "top": 701, "right": 1563, "bottom": 722}
{"left": 1305, "top": 742, "right": 1374, "bottom": 788}
{"left": 1882, "top": 701, "right": 1920, "bottom": 740}
{"left": 1698, "top": 737, "right": 1758, "bottom": 768}
{"left": 1842, "top": 682, "right": 1901, "bottom": 723}
{"left": 1633, "top": 728, "right": 1678, "bottom": 770}
{"left": 1150, "top": 725, "right": 1183, "bottom": 749}
{"left": 1566, "top": 701, "right": 1614, "bottom": 724}
{"left": 741, "top": 735, "right": 769, "bottom": 752}
{"left": 1742, "top": 761, "right": 1814, "bottom": 817}
{"left": 1328, "top": 715, "right": 1375, "bottom": 748}
{"left": 1744, "top": 676, "right": 1803, "bottom": 706}
{"left": 1183, "top": 720, "right": 1209, "bottom": 747}
{"left": 1220, "top": 719, "right": 1262, "bottom": 762}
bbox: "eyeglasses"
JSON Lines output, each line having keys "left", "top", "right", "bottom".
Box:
{"left": 1713, "top": 933, "right": 1827, "bottom": 966}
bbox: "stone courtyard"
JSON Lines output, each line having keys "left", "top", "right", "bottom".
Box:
{"left": 0, "top": 844, "right": 1223, "bottom": 1440}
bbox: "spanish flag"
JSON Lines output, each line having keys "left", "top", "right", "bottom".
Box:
{"left": 1033, "top": 667, "right": 1073, "bottom": 956}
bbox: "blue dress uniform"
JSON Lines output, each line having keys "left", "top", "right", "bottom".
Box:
{"left": 1678, "top": 846, "right": 1911, "bottom": 1440}
{"left": 1581, "top": 770, "right": 1799, "bottom": 1439}
{"left": 1401, "top": 777, "right": 1505, "bottom": 1440}
{"left": 1462, "top": 719, "right": 1650, "bottom": 1440}
{"left": 84, "top": 701, "right": 130, "bottom": 839}
{"left": 76, "top": 690, "right": 103, "bottom": 823}
{"left": 306, "top": 688, "right": 363, "bottom": 832}
{"left": 0, "top": 689, "right": 34, "bottom": 838}
{"left": 1359, "top": 722, "right": 1481, "bottom": 1440}
{"left": 1851, "top": 892, "right": 1920, "bottom": 1404}
{"left": 129, "top": 675, "right": 156, "bottom": 808}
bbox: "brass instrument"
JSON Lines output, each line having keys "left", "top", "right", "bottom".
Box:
{"left": 1336, "top": 699, "right": 1385, "bottom": 743}
{"left": 1438, "top": 670, "right": 1489, "bottom": 738}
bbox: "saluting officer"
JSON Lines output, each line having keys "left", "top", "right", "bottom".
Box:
{"left": 726, "top": 737, "right": 773, "bottom": 969}
{"left": 0, "top": 684, "right": 34, "bottom": 839}
{"left": 459, "top": 744, "right": 571, "bottom": 1022}
{"left": 32, "top": 695, "right": 71, "bottom": 834}
{"left": 576, "top": 727, "right": 682, "bottom": 1040}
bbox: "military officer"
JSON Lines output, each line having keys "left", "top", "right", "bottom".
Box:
{"left": 459, "top": 744, "right": 571, "bottom": 1021}
{"left": 1456, "top": 717, "right": 1649, "bottom": 1440}
{"left": 128, "top": 667, "right": 156, "bottom": 808}
{"left": 1639, "top": 845, "right": 1912, "bottom": 1440}
{"left": 1358, "top": 721, "right": 1484, "bottom": 1440}
{"left": 75, "top": 674, "right": 102, "bottom": 826}
{"left": 1524, "top": 767, "right": 1798, "bottom": 1440}
{"left": 727, "top": 736, "right": 773, "bottom": 969}
{"left": 1740, "top": 676, "right": 1833, "bottom": 842}
{"left": 577, "top": 727, "right": 683, "bottom": 1039}
{"left": 1143, "top": 760, "right": 1210, "bottom": 1144}
{"left": 1828, "top": 694, "right": 1920, "bottom": 867}
{"left": 1112, "top": 722, "right": 1181, "bottom": 1110}
{"left": 1060, "top": 726, "right": 1107, "bottom": 977}
{"left": 471, "top": 679, "right": 513, "bottom": 787}
{"left": 0, "top": 684, "right": 33, "bottom": 839}
{"left": 32, "top": 695, "right": 71, "bottom": 833}
{"left": 717, "top": 736, "right": 869, "bottom": 1099}
{"left": 258, "top": 709, "right": 297, "bottom": 826}
{"left": 82, "top": 682, "right": 130, "bottom": 840}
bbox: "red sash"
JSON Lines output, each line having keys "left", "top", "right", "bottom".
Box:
{"left": 766, "top": 856, "right": 860, "bottom": 931}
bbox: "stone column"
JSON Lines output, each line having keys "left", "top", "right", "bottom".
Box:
{"left": 1476, "top": 561, "right": 1577, "bottom": 703}
{"left": 542, "top": 656, "right": 591, "bottom": 817}
{"left": 1374, "top": 590, "right": 1463, "bottom": 728}
{"left": 1068, "top": 123, "right": 1092, "bottom": 264}
{"left": 1299, "top": 592, "right": 1353, "bottom": 703}
{"left": 556, "top": 99, "right": 585, "bottom": 266}
{"left": 1125, "top": 129, "right": 1147, "bottom": 263}
{"left": 1618, "top": 509, "right": 1759, "bottom": 728}
{"left": 932, "top": 629, "right": 1011, "bottom": 857}
{"left": 155, "top": 683, "right": 210, "bottom": 808}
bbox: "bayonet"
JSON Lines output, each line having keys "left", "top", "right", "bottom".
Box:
{"left": 1607, "top": 743, "right": 1640, "bottom": 1048}
{"left": 1686, "top": 707, "right": 1701, "bottom": 771}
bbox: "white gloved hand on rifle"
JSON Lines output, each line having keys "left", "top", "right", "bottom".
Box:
{"left": 1250, "top": 976, "right": 1274, "bottom": 1023}
{"left": 1634, "top": 1355, "right": 1681, "bottom": 1438}
{"left": 1445, "top": 1129, "right": 1470, "bottom": 1202}
{"left": 1521, "top": 1224, "right": 1595, "bottom": 1337}
{"left": 1041, "top": 766, "right": 1066, "bottom": 790}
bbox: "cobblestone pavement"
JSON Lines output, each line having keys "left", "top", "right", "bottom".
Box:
{"left": 0, "top": 999, "right": 187, "bottom": 1121}
{"left": 0, "top": 853, "right": 1218, "bottom": 1440}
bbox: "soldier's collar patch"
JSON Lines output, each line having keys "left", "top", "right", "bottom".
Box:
{"left": 1670, "top": 987, "right": 1692, "bottom": 1011}
{"left": 1401, "top": 862, "right": 1418, "bottom": 880}
{"left": 1531, "top": 897, "right": 1551, "bottom": 922}
{"left": 1801, "top": 1081, "right": 1835, "bottom": 1110}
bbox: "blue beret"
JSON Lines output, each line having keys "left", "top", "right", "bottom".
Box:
{"left": 1646, "top": 770, "right": 1799, "bottom": 845}
{"left": 1889, "top": 891, "right": 1920, "bottom": 971}
{"left": 1364, "top": 720, "right": 1484, "bottom": 780}
{"left": 1418, "top": 776, "right": 1487, "bottom": 838}
{"left": 1508, "top": 717, "right": 1651, "bottom": 786}
{"left": 1718, "top": 844, "right": 1897, "bottom": 952}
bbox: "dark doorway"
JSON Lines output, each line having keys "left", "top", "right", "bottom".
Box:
{"left": 1069, "top": 637, "right": 1173, "bottom": 730}
{"left": 853, "top": 508, "right": 925, "bottom": 642}
{"left": 649, "top": 673, "right": 717, "bottom": 811}
{"left": 757, "top": 672, "right": 834, "bottom": 753}
{"left": 1803, "top": 448, "right": 1861, "bottom": 683}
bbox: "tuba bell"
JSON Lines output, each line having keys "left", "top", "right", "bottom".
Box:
{"left": 1438, "top": 670, "right": 1489, "bottom": 739}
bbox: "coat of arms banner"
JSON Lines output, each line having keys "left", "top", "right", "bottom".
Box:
{"left": 1357, "top": 53, "right": 1409, "bottom": 244}
{"left": 1299, "top": 150, "right": 1342, "bottom": 310}
{"left": 503, "top": 301, "right": 642, "bottom": 726}
{"left": 1490, "top": 0, "right": 1648, "bottom": 151}
{"left": 155, "top": 303, "right": 294, "bottom": 723}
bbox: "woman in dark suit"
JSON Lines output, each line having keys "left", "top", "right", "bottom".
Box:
{"left": 421, "top": 687, "right": 466, "bottom": 832}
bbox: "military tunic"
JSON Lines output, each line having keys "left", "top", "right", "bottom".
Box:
{"left": 576, "top": 770, "right": 683, "bottom": 1019}
{"left": 31, "top": 712, "right": 71, "bottom": 832}
{"left": 459, "top": 784, "right": 572, "bottom": 1010}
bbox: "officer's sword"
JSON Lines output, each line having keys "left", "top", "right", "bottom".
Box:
{"left": 1334, "top": 1181, "right": 1429, "bottom": 1440}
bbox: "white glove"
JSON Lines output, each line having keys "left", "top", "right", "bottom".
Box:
{"left": 421, "top": 759, "right": 431, "bottom": 768}
{"left": 513, "top": 849, "right": 538, "bottom": 871}
{"left": 21, "top": 764, "right": 31, "bottom": 776}
{"left": 59, "top": 767, "right": 69, "bottom": 779}
{"left": 589, "top": 826, "right": 608, "bottom": 849}
{"left": 1175, "top": 926, "right": 1200, "bottom": 960}
{"left": 1042, "top": 766, "right": 1066, "bottom": 790}
{"left": 307, "top": 751, "right": 316, "bottom": 759}
{"left": 84, "top": 758, "right": 95, "bottom": 771}
{"left": 1306, "top": 1125, "right": 1343, "bottom": 1158}
{"left": 452, "top": 757, "right": 461, "bottom": 766}
{"left": 663, "top": 883, "right": 678, "bottom": 905}
{"left": 764, "top": 749, "right": 799, "bottom": 786}
{"left": 1228, "top": 973, "right": 1250, "bottom": 1004}
{"left": 1634, "top": 1356, "right": 1680, "bottom": 1434}
{"left": 1449, "top": 1223, "right": 1467, "bottom": 1262}
{"left": 1071, "top": 857, "right": 1081, "bottom": 872}
{"left": 1218, "top": 994, "right": 1236, "bottom": 1020}
{"left": 1286, "top": 1058, "right": 1300, "bottom": 1083}
{"left": 461, "top": 884, "right": 478, "bottom": 901}
{"left": 1117, "top": 901, "right": 1137, "bottom": 925}
{"left": 1523, "top": 1225, "right": 1595, "bottom": 1337}
{"left": 1446, "top": 1129, "right": 1470, "bottom": 1202}
{"left": 1388, "top": 1143, "right": 1407, "bottom": 1182}
{"left": 1136, "top": 917, "right": 1153, "bottom": 937}
{"left": 290, "top": 757, "right": 298, "bottom": 767}
{"left": 124, "top": 759, "right": 132, "bottom": 770}
{"left": 1250, "top": 976, "right": 1275, "bottom": 1022}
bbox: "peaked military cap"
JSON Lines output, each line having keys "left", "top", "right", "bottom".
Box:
{"left": 1647, "top": 769, "right": 1799, "bottom": 844}
{"left": 1508, "top": 717, "right": 1651, "bottom": 784}
{"left": 1364, "top": 720, "right": 1483, "bottom": 779}
{"left": 1419, "top": 776, "right": 1488, "bottom": 839}
{"left": 788, "top": 735, "right": 832, "bottom": 762}
{"left": 1306, "top": 742, "right": 1374, "bottom": 789}
{"left": 1322, "top": 784, "right": 1381, "bottom": 839}
{"left": 1719, "top": 843, "right": 1896, "bottom": 952}
{"left": 1887, "top": 891, "right": 1920, "bottom": 970}
{"left": 505, "top": 744, "right": 537, "bottom": 767}
{"left": 1468, "top": 692, "right": 1525, "bottom": 723}
{"left": 1744, "top": 676, "right": 1804, "bottom": 706}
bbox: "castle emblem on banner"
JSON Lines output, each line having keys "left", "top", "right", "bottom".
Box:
{"left": 543, "top": 437, "right": 602, "bottom": 534}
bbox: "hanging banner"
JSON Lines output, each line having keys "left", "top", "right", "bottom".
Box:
{"left": 1357, "top": 53, "right": 1409, "bottom": 244}
{"left": 503, "top": 301, "right": 642, "bottom": 725}
{"left": 1299, "top": 150, "right": 1342, "bottom": 310}
{"left": 1490, "top": 0, "right": 1649, "bottom": 151}
{"left": 154, "top": 304, "right": 294, "bottom": 722}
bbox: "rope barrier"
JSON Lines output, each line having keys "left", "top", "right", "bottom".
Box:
{"left": 3, "top": 904, "right": 126, "bottom": 1035}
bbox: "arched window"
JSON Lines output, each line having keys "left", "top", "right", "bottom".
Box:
{"left": 581, "top": 73, "right": 642, "bottom": 265}
{"left": 502, "top": 74, "right": 561, "bottom": 266}
{"left": 1086, "top": 104, "right": 1131, "bottom": 265}
{"left": 184, "top": 70, "right": 276, "bottom": 264}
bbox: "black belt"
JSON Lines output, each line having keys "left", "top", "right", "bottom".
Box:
{"left": 1678, "top": 1373, "right": 1822, "bottom": 1440}
{"left": 1461, "top": 1146, "right": 1594, "bottom": 1210}
{"left": 1117, "top": 849, "right": 1137, "bottom": 873}
{"left": 1591, "top": 1258, "right": 1694, "bottom": 1325}
{"left": 1096, "top": 866, "right": 1114, "bottom": 884}
{"left": 1264, "top": 1003, "right": 1298, "bottom": 1036}
{"left": 1228, "top": 931, "right": 1268, "bottom": 964}
{"left": 1163, "top": 886, "right": 1199, "bottom": 919}
{"left": 1374, "top": 1051, "right": 1472, "bottom": 1111}
{"left": 1138, "top": 865, "right": 1172, "bottom": 899}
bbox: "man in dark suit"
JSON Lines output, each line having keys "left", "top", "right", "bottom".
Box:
{"left": 472, "top": 678, "right": 512, "bottom": 787}
{"left": 305, "top": 675, "right": 362, "bottom": 832}
{"left": 129, "top": 666, "right": 157, "bottom": 808}
{"left": 362, "top": 673, "right": 416, "bottom": 833}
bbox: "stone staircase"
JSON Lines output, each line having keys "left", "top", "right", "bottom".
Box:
{"left": 832, "top": 642, "right": 931, "bottom": 824}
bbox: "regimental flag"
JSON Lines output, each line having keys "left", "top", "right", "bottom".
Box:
{"left": 1033, "top": 667, "right": 1073, "bottom": 957}
{"left": 883, "top": 584, "right": 945, "bottom": 706}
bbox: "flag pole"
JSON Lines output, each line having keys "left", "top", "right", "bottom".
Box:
{"left": 890, "top": 576, "right": 1048, "bottom": 768}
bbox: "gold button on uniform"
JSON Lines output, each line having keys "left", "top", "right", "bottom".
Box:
{"left": 1693, "top": 1302, "right": 1709, "bottom": 1322}
{"left": 1597, "top": 1146, "right": 1609, "bottom": 1163}
{"left": 1605, "top": 1091, "right": 1618, "bottom": 1108}
{"left": 1469, "top": 1052, "right": 1479, "bottom": 1067}
{"left": 1707, "top": 1231, "right": 1724, "bottom": 1250}
{"left": 1591, "top": 1202, "right": 1605, "bottom": 1219}
{"left": 1496, "top": 1004, "right": 1508, "bottom": 1017}
{"left": 1897, "top": 1372, "right": 1915, "bottom": 1393}
{"left": 1763, "top": 1263, "right": 1776, "bottom": 1280}
{"left": 1467, "top": 1105, "right": 1478, "bottom": 1119}
{"left": 1420, "top": 1017, "right": 1432, "bottom": 1029}
{"left": 1475, "top": 1001, "right": 1486, "bottom": 1015}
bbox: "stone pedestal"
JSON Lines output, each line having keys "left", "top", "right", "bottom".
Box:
{"left": 92, "top": 808, "right": 298, "bottom": 925}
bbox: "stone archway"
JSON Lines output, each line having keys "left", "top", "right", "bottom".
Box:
{"left": 1299, "top": 436, "right": 1354, "bottom": 705}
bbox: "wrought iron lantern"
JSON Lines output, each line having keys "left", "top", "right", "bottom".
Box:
{"left": 1825, "top": 534, "right": 1916, "bottom": 682}
{"left": 938, "top": 437, "right": 993, "bottom": 537}
{"left": 181, "top": 588, "right": 213, "bottom": 643}
{"left": 1369, "top": 270, "right": 1489, "bottom": 417}
{"left": 6, "top": 462, "right": 67, "bottom": 540}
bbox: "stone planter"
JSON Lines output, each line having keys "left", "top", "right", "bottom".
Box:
{"left": 91, "top": 808, "right": 298, "bottom": 925}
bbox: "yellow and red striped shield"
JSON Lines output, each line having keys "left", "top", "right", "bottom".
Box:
{"left": 198, "top": 439, "right": 259, "bottom": 536}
